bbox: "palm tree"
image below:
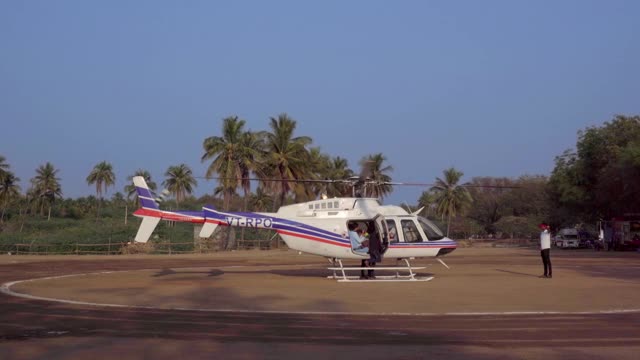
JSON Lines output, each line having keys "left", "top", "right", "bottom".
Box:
{"left": 429, "top": 167, "right": 473, "bottom": 237}
{"left": 249, "top": 186, "right": 273, "bottom": 212}
{"left": 360, "top": 153, "right": 393, "bottom": 199}
{"left": 86, "top": 161, "right": 116, "bottom": 199}
{"left": 237, "top": 131, "right": 263, "bottom": 210}
{"left": 86, "top": 161, "right": 115, "bottom": 219}
{"left": 293, "top": 147, "right": 329, "bottom": 201}
{"left": 163, "top": 164, "right": 197, "bottom": 207}
{"left": 202, "top": 116, "right": 260, "bottom": 211}
{"left": 0, "top": 155, "right": 9, "bottom": 180}
{"left": 417, "top": 189, "right": 439, "bottom": 218}
{"left": 0, "top": 171, "right": 21, "bottom": 222}
{"left": 260, "top": 113, "right": 312, "bottom": 208}
{"left": 326, "top": 156, "right": 355, "bottom": 197}
{"left": 31, "top": 162, "right": 62, "bottom": 219}
{"left": 125, "top": 169, "right": 157, "bottom": 204}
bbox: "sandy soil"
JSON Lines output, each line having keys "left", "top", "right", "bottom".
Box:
{"left": 1, "top": 247, "right": 639, "bottom": 360}
{"left": 8, "top": 248, "right": 640, "bottom": 314}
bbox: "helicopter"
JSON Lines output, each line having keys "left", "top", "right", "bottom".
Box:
{"left": 132, "top": 175, "right": 458, "bottom": 282}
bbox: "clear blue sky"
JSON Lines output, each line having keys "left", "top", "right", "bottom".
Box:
{"left": 1, "top": 0, "right": 639, "bottom": 205}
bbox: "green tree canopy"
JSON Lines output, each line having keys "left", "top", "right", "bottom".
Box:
{"left": 86, "top": 161, "right": 116, "bottom": 199}
{"left": 202, "top": 116, "right": 256, "bottom": 210}
{"left": 259, "top": 113, "right": 312, "bottom": 208}
{"left": 31, "top": 162, "right": 62, "bottom": 217}
{"left": 125, "top": 169, "right": 157, "bottom": 204}
{"left": 359, "top": 153, "right": 393, "bottom": 199}
{"left": 163, "top": 164, "right": 197, "bottom": 207}
{"left": 549, "top": 115, "right": 640, "bottom": 222}
{"left": 0, "top": 171, "right": 21, "bottom": 222}
{"left": 429, "top": 167, "right": 472, "bottom": 236}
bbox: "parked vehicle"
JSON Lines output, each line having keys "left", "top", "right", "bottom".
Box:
{"left": 555, "top": 228, "right": 580, "bottom": 248}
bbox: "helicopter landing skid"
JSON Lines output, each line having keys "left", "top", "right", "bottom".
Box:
{"left": 327, "top": 258, "right": 432, "bottom": 282}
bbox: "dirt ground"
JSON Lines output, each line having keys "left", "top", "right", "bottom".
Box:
{"left": 1, "top": 247, "right": 640, "bottom": 359}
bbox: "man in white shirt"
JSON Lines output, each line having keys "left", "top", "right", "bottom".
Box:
{"left": 539, "top": 223, "right": 552, "bottom": 278}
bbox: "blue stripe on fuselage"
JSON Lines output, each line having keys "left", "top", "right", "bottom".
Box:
{"left": 203, "top": 207, "right": 348, "bottom": 245}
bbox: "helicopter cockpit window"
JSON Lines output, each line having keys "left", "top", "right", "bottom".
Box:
{"left": 401, "top": 220, "right": 423, "bottom": 243}
{"left": 321, "top": 202, "right": 326, "bottom": 209}
{"left": 314, "top": 204, "right": 320, "bottom": 209}
{"left": 334, "top": 201, "right": 339, "bottom": 208}
{"left": 417, "top": 216, "right": 445, "bottom": 240}
{"left": 308, "top": 205, "right": 313, "bottom": 210}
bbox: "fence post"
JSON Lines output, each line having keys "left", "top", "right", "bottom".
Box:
{"left": 75, "top": 242, "right": 79, "bottom": 255}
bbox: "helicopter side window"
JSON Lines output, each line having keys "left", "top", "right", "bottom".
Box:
{"left": 386, "top": 220, "right": 398, "bottom": 243}
{"left": 401, "top": 220, "right": 423, "bottom": 243}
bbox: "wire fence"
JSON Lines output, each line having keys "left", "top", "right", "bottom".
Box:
{"left": 8, "top": 238, "right": 282, "bottom": 255}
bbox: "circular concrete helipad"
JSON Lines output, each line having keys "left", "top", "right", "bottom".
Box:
{"left": 4, "top": 248, "right": 640, "bottom": 315}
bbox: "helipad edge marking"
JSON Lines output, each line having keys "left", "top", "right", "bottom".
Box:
{"left": 2, "top": 267, "right": 640, "bottom": 317}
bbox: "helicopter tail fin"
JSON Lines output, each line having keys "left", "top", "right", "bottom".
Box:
{"left": 133, "top": 176, "right": 160, "bottom": 210}
{"left": 132, "top": 176, "right": 161, "bottom": 242}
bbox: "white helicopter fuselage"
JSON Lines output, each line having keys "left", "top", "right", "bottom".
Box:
{"left": 266, "top": 197, "right": 457, "bottom": 260}
{"left": 132, "top": 175, "right": 456, "bottom": 262}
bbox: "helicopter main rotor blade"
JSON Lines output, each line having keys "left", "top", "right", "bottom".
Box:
{"left": 193, "top": 176, "right": 519, "bottom": 189}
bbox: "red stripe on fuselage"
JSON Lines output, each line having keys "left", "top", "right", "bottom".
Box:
{"left": 133, "top": 208, "right": 204, "bottom": 223}
{"left": 277, "top": 229, "right": 350, "bottom": 248}
{"left": 205, "top": 219, "right": 228, "bottom": 225}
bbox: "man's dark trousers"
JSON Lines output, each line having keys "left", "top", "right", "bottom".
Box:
{"left": 541, "top": 248, "right": 552, "bottom": 277}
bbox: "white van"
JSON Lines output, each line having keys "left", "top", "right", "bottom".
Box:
{"left": 555, "top": 228, "right": 580, "bottom": 248}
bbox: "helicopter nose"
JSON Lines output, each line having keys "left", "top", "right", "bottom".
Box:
{"left": 436, "top": 237, "right": 457, "bottom": 256}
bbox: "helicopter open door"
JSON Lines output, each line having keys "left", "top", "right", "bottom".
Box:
{"left": 347, "top": 216, "right": 388, "bottom": 256}
{"left": 373, "top": 214, "right": 390, "bottom": 254}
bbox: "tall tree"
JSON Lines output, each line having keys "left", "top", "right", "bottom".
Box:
{"left": 86, "top": 161, "right": 116, "bottom": 199}
{"left": 293, "top": 147, "right": 329, "bottom": 201}
{"left": 324, "top": 156, "right": 354, "bottom": 197}
{"left": 429, "top": 167, "right": 472, "bottom": 237}
{"left": 86, "top": 161, "right": 115, "bottom": 219}
{"left": 0, "top": 155, "right": 9, "bottom": 180}
{"left": 465, "top": 177, "right": 513, "bottom": 234}
{"left": 31, "top": 162, "right": 62, "bottom": 218}
{"left": 202, "top": 116, "right": 255, "bottom": 211}
{"left": 549, "top": 115, "right": 640, "bottom": 222}
{"left": 249, "top": 186, "right": 273, "bottom": 212}
{"left": 360, "top": 153, "right": 393, "bottom": 199}
{"left": 417, "top": 189, "right": 439, "bottom": 218}
{"left": 163, "top": 164, "right": 197, "bottom": 207}
{"left": 259, "top": 114, "right": 312, "bottom": 208}
{"left": 237, "top": 131, "right": 263, "bottom": 210}
{"left": 0, "top": 171, "right": 21, "bottom": 222}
